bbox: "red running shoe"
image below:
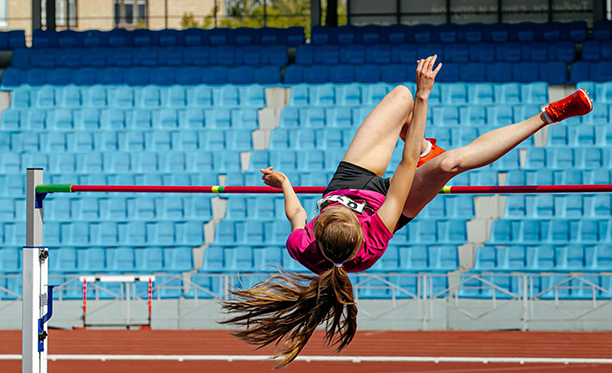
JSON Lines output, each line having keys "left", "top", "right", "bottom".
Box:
{"left": 417, "top": 138, "right": 446, "bottom": 167}
{"left": 542, "top": 89, "right": 593, "bottom": 124}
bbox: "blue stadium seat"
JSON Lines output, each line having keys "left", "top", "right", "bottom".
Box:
{"left": 0, "top": 247, "right": 20, "bottom": 274}
{"left": 157, "top": 29, "right": 183, "bottom": 46}
{"left": 182, "top": 28, "right": 204, "bottom": 46}
{"left": 76, "top": 248, "right": 106, "bottom": 273}
{"left": 251, "top": 246, "right": 282, "bottom": 270}
{"left": 310, "top": 26, "right": 338, "bottom": 44}
{"left": 596, "top": 245, "right": 612, "bottom": 270}
{"left": 593, "top": 21, "right": 612, "bottom": 41}
{"left": 107, "top": 247, "right": 135, "bottom": 272}
{"left": 355, "top": 65, "right": 380, "bottom": 83}
{"left": 539, "top": 62, "right": 567, "bottom": 85}
{"left": 123, "top": 67, "right": 149, "bottom": 85}
{"left": 581, "top": 41, "right": 600, "bottom": 61}
{"left": 591, "top": 62, "right": 612, "bottom": 82}
{"left": 163, "top": 247, "right": 193, "bottom": 272}
{"left": 366, "top": 44, "right": 392, "bottom": 64}
{"left": 313, "top": 45, "right": 339, "bottom": 65}
{"left": 570, "top": 61, "right": 590, "bottom": 83}
{"left": 567, "top": 21, "right": 588, "bottom": 42}
{"left": 411, "top": 24, "right": 432, "bottom": 43}
{"left": 11, "top": 49, "right": 30, "bottom": 68}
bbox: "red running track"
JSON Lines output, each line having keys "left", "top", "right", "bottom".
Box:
{"left": 1, "top": 330, "right": 612, "bottom": 372}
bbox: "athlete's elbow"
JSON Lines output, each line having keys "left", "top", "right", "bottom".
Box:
{"left": 398, "top": 158, "right": 418, "bottom": 171}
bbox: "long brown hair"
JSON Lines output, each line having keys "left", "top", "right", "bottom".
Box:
{"left": 220, "top": 205, "right": 364, "bottom": 368}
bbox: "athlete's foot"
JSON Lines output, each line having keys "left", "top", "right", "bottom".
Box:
{"left": 417, "top": 138, "right": 446, "bottom": 167}
{"left": 542, "top": 89, "right": 593, "bottom": 124}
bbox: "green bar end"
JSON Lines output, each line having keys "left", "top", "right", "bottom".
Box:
{"left": 36, "top": 184, "right": 73, "bottom": 193}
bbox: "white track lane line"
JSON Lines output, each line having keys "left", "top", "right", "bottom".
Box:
{"left": 1, "top": 355, "right": 612, "bottom": 364}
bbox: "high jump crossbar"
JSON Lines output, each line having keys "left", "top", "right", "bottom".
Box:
{"left": 35, "top": 184, "right": 612, "bottom": 194}
{"left": 23, "top": 169, "right": 612, "bottom": 373}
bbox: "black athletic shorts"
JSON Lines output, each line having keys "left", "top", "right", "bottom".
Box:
{"left": 324, "top": 161, "right": 413, "bottom": 231}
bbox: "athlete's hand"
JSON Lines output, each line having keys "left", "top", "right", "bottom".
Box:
{"left": 260, "top": 166, "right": 287, "bottom": 188}
{"left": 415, "top": 55, "right": 442, "bottom": 100}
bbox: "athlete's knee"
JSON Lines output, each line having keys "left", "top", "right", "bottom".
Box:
{"left": 390, "top": 85, "right": 413, "bottom": 104}
{"left": 437, "top": 152, "right": 464, "bottom": 175}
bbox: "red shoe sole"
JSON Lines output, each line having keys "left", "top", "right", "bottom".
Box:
{"left": 577, "top": 88, "right": 594, "bottom": 112}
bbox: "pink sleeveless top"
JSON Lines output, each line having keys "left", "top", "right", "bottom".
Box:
{"left": 285, "top": 189, "right": 393, "bottom": 275}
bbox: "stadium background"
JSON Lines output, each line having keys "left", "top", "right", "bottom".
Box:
{"left": 1, "top": 0, "right": 612, "bottom": 372}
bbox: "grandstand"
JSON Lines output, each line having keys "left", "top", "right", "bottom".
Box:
{"left": 0, "top": 0, "right": 612, "bottom": 361}
{"left": 0, "top": 0, "right": 611, "bottom": 370}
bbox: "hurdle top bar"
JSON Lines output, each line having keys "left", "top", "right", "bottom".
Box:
{"left": 35, "top": 184, "right": 612, "bottom": 194}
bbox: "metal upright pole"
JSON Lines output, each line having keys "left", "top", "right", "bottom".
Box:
{"left": 24, "top": 168, "right": 46, "bottom": 373}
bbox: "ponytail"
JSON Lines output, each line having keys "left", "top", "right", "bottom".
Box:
{"left": 220, "top": 266, "right": 357, "bottom": 368}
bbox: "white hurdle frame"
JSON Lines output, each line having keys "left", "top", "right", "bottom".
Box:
{"left": 24, "top": 168, "right": 48, "bottom": 373}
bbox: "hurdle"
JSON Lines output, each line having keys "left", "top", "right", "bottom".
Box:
{"left": 23, "top": 167, "right": 612, "bottom": 373}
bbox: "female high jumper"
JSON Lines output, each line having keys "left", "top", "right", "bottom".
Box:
{"left": 221, "top": 55, "right": 594, "bottom": 367}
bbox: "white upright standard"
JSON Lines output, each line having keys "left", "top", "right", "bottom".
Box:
{"left": 24, "top": 168, "right": 48, "bottom": 373}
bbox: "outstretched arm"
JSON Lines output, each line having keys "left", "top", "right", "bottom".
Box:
{"left": 377, "top": 55, "right": 441, "bottom": 232}
{"left": 260, "top": 167, "right": 307, "bottom": 231}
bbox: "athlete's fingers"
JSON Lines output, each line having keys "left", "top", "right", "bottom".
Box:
{"left": 416, "top": 59, "right": 425, "bottom": 74}
{"left": 432, "top": 62, "right": 443, "bottom": 77}
{"left": 430, "top": 55, "right": 438, "bottom": 73}
{"left": 426, "top": 55, "right": 436, "bottom": 74}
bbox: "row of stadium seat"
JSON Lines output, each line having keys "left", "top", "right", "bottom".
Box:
{"left": 2, "top": 129, "right": 254, "bottom": 153}
{"left": 8, "top": 82, "right": 547, "bottom": 110}
{"left": 249, "top": 148, "right": 526, "bottom": 173}
{"left": 0, "top": 274, "right": 443, "bottom": 300}
{"left": 474, "top": 245, "right": 612, "bottom": 272}
{"left": 581, "top": 41, "right": 612, "bottom": 61}
{"left": 288, "top": 82, "right": 548, "bottom": 106}
{"left": 0, "top": 221, "right": 205, "bottom": 247}
{"left": 459, "top": 273, "right": 612, "bottom": 300}
{"left": 27, "top": 196, "right": 213, "bottom": 221}
{"left": 32, "top": 27, "right": 305, "bottom": 48}
{"left": 269, "top": 126, "right": 530, "bottom": 152}
{"left": 0, "top": 246, "right": 193, "bottom": 274}
{"left": 548, "top": 125, "right": 612, "bottom": 146}
{"left": 10, "top": 85, "right": 268, "bottom": 109}
{"left": 577, "top": 81, "right": 612, "bottom": 102}
{"left": 240, "top": 168, "right": 502, "bottom": 190}
{"left": 12, "top": 46, "right": 289, "bottom": 69}
{"left": 505, "top": 195, "right": 612, "bottom": 218}
{"left": 1, "top": 108, "right": 259, "bottom": 130}
{"left": 1, "top": 66, "right": 281, "bottom": 88}
{"left": 309, "top": 22, "right": 588, "bottom": 44}
{"left": 505, "top": 169, "right": 612, "bottom": 186}
{"left": 448, "top": 165, "right": 612, "bottom": 189}
{"left": 202, "top": 244, "right": 459, "bottom": 273}
{"left": 223, "top": 194, "right": 473, "bottom": 220}
{"left": 568, "top": 62, "right": 612, "bottom": 83}
{"left": 3, "top": 273, "right": 609, "bottom": 300}
{"left": 0, "top": 30, "right": 25, "bottom": 49}
{"left": 296, "top": 42, "right": 576, "bottom": 65}
{"left": 0, "top": 151, "right": 246, "bottom": 174}
{"left": 525, "top": 147, "right": 612, "bottom": 170}
{"left": 213, "top": 218, "right": 469, "bottom": 245}
{"left": 279, "top": 105, "right": 543, "bottom": 128}
{"left": 0, "top": 172, "right": 228, "bottom": 197}
{"left": 0, "top": 275, "right": 204, "bottom": 300}
{"left": 489, "top": 219, "right": 612, "bottom": 245}
{"left": 284, "top": 62, "right": 568, "bottom": 84}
